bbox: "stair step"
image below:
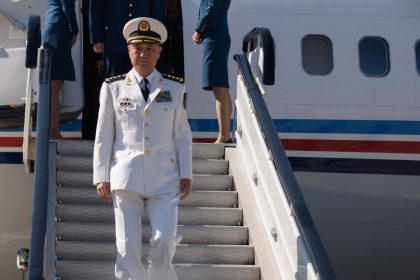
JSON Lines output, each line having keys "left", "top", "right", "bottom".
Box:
{"left": 57, "top": 188, "right": 238, "bottom": 207}
{"left": 56, "top": 261, "right": 260, "bottom": 280}
{"left": 56, "top": 140, "right": 227, "bottom": 159}
{"left": 56, "top": 223, "right": 248, "bottom": 245}
{"left": 56, "top": 204, "right": 243, "bottom": 226}
{"left": 56, "top": 156, "right": 228, "bottom": 174}
{"left": 193, "top": 158, "right": 229, "bottom": 174}
{"left": 49, "top": 140, "right": 259, "bottom": 280}
{"left": 191, "top": 143, "right": 227, "bottom": 159}
{"left": 57, "top": 172, "right": 233, "bottom": 191}
{"left": 56, "top": 241, "right": 255, "bottom": 264}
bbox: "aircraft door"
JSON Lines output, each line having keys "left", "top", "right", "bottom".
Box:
{"left": 0, "top": 0, "right": 44, "bottom": 108}
{"left": 0, "top": 0, "right": 84, "bottom": 128}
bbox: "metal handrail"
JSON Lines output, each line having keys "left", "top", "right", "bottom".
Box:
{"left": 27, "top": 48, "right": 51, "bottom": 280}
{"left": 234, "top": 27, "right": 336, "bottom": 280}
{"left": 242, "top": 27, "right": 275, "bottom": 86}
{"left": 22, "top": 64, "right": 35, "bottom": 173}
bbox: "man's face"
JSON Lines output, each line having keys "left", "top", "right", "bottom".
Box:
{"left": 128, "top": 43, "right": 162, "bottom": 75}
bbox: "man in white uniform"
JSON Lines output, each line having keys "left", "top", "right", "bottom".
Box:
{"left": 93, "top": 17, "right": 192, "bottom": 280}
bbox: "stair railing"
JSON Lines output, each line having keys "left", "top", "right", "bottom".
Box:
{"left": 23, "top": 15, "right": 41, "bottom": 173}
{"left": 233, "top": 27, "right": 336, "bottom": 280}
{"left": 26, "top": 45, "right": 52, "bottom": 280}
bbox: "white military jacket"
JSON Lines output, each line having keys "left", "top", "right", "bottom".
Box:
{"left": 93, "top": 69, "right": 193, "bottom": 196}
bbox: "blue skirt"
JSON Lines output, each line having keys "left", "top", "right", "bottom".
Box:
{"left": 42, "top": 23, "right": 75, "bottom": 81}
{"left": 201, "top": 31, "right": 230, "bottom": 90}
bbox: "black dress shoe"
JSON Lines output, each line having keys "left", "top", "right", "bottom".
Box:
{"left": 223, "top": 138, "right": 233, "bottom": 143}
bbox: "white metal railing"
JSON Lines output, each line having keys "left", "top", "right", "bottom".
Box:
{"left": 22, "top": 62, "right": 36, "bottom": 173}
{"left": 235, "top": 75, "right": 318, "bottom": 279}
{"left": 232, "top": 27, "right": 336, "bottom": 280}
{"left": 22, "top": 15, "right": 41, "bottom": 173}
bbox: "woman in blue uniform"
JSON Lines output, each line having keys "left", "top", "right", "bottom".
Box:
{"left": 42, "top": 0, "right": 79, "bottom": 139}
{"left": 193, "top": 0, "right": 232, "bottom": 143}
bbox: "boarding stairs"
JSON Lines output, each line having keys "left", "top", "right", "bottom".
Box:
{"left": 45, "top": 140, "right": 260, "bottom": 280}
{"left": 27, "top": 26, "right": 336, "bottom": 280}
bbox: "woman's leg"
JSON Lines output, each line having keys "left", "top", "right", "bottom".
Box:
{"left": 50, "top": 79, "right": 64, "bottom": 139}
{"left": 212, "top": 87, "right": 232, "bottom": 143}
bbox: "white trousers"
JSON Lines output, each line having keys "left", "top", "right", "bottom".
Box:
{"left": 112, "top": 190, "right": 180, "bottom": 280}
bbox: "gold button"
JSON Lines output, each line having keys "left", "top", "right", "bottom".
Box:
{"left": 145, "top": 136, "right": 150, "bottom": 141}
{"left": 105, "top": 26, "right": 108, "bottom": 30}
{"left": 144, "top": 123, "right": 149, "bottom": 128}
{"left": 144, "top": 149, "right": 150, "bottom": 155}
{"left": 144, "top": 110, "right": 149, "bottom": 115}
{"left": 129, "top": 3, "right": 133, "bottom": 7}
{"left": 129, "top": 13, "right": 132, "bottom": 17}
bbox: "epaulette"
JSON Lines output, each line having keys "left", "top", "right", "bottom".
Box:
{"left": 105, "top": 74, "right": 126, "bottom": 83}
{"left": 162, "top": 73, "right": 184, "bottom": 84}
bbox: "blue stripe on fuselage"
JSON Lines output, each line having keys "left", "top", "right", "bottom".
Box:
{"left": 0, "top": 152, "right": 22, "bottom": 164}
{"left": 273, "top": 119, "right": 420, "bottom": 135}
{"left": 3, "top": 119, "right": 420, "bottom": 135}
{"left": 189, "top": 119, "right": 420, "bottom": 135}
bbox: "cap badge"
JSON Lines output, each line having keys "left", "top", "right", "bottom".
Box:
{"left": 139, "top": 21, "right": 150, "bottom": 32}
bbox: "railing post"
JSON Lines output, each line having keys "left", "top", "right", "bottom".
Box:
{"left": 27, "top": 48, "right": 51, "bottom": 280}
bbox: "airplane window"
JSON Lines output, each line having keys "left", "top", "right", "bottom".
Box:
{"left": 301, "top": 35, "right": 333, "bottom": 75}
{"left": 359, "top": 37, "right": 390, "bottom": 77}
{"left": 416, "top": 41, "right": 420, "bottom": 75}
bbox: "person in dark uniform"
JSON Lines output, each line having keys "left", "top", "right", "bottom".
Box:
{"left": 81, "top": 0, "right": 104, "bottom": 140}
{"left": 193, "top": 0, "right": 232, "bottom": 143}
{"left": 42, "top": 0, "right": 79, "bottom": 139}
{"left": 89, "top": 0, "right": 164, "bottom": 78}
{"left": 157, "top": 0, "right": 184, "bottom": 78}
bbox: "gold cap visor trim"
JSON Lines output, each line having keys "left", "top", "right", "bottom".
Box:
{"left": 127, "top": 35, "right": 161, "bottom": 44}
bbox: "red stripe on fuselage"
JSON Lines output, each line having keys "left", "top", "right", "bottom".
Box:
{"left": 193, "top": 138, "right": 420, "bottom": 154}
{"left": 0, "top": 137, "right": 22, "bottom": 147}
{"left": 0, "top": 137, "right": 82, "bottom": 147}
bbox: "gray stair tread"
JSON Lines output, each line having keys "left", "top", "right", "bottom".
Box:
{"left": 56, "top": 204, "right": 243, "bottom": 226}
{"left": 57, "top": 157, "right": 228, "bottom": 174}
{"left": 193, "top": 158, "right": 229, "bottom": 174}
{"left": 57, "top": 172, "right": 233, "bottom": 191}
{"left": 191, "top": 143, "right": 227, "bottom": 159}
{"left": 56, "top": 261, "right": 260, "bottom": 280}
{"left": 55, "top": 140, "right": 94, "bottom": 157}
{"left": 56, "top": 241, "right": 255, "bottom": 264}
{"left": 57, "top": 188, "right": 238, "bottom": 207}
{"left": 56, "top": 140, "right": 227, "bottom": 159}
{"left": 57, "top": 223, "right": 248, "bottom": 245}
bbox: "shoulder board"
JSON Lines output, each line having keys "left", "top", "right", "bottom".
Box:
{"left": 105, "top": 74, "right": 126, "bottom": 83}
{"left": 162, "top": 73, "right": 184, "bottom": 84}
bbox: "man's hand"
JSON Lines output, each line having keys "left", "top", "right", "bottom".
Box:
{"left": 95, "top": 59, "right": 104, "bottom": 75}
{"left": 179, "top": 178, "right": 192, "bottom": 201}
{"left": 93, "top": 43, "right": 105, "bottom": 53}
{"left": 71, "top": 34, "right": 77, "bottom": 47}
{"left": 96, "top": 182, "right": 111, "bottom": 201}
{"left": 192, "top": 32, "right": 201, "bottom": 44}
